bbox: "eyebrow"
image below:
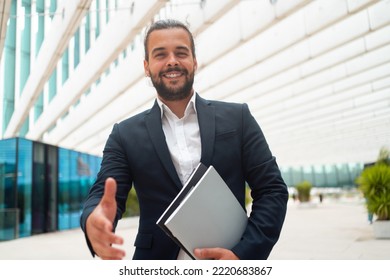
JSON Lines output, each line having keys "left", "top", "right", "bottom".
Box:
{"left": 176, "top": 46, "right": 190, "bottom": 52}
{"left": 151, "top": 47, "right": 166, "bottom": 55}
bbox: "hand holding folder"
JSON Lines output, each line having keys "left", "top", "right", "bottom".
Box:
{"left": 157, "top": 163, "right": 248, "bottom": 260}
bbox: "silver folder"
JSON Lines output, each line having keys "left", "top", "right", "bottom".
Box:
{"left": 157, "top": 163, "right": 248, "bottom": 259}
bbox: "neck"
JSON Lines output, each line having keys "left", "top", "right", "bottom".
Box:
{"left": 159, "top": 92, "right": 194, "bottom": 118}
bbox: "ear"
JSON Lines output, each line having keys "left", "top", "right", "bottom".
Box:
{"left": 143, "top": 60, "right": 150, "bottom": 77}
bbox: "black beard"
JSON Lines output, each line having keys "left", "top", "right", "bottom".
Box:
{"left": 150, "top": 67, "right": 195, "bottom": 101}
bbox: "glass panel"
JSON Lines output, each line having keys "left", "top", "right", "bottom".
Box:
{"left": 313, "top": 165, "right": 326, "bottom": 188}
{"left": 105, "top": 0, "right": 110, "bottom": 23}
{"left": 349, "top": 162, "right": 364, "bottom": 186}
{"left": 78, "top": 153, "right": 91, "bottom": 212}
{"left": 85, "top": 13, "right": 91, "bottom": 52}
{"left": 34, "top": 93, "right": 44, "bottom": 121}
{"left": 336, "top": 163, "right": 351, "bottom": 188}
{"left": 58, "top": 148, "right": 71, "bottom": 230}
{"left": 0, "top": 208, "right": 19, "bottom": 241}
{"left": 95, "top": 0, "right": 100, "bottom": 38}
{"left": 291, "top": 166, "right": 303, "bottom": 186}
{"left": 46, "top": 145, "right": 58, "bottom": 232}
{"left": 48, "top": 69, "right": 57, "bottom": 102}
{"left": 74, "top": 29, "right": 80, "bottom": 68}
{"left": 280, "top": 166, "right": 293, "bottom": 187}
{"left": 324, "top": 164, "right": 338, "bottom": 188}
{"left": 62, "top": 49, "right": 69, "bottom": 84}
{"left": 0, "top": 139, "right": 17, "bottom": 209}
{"left": 302, "top": 166, "right": 314, "bottom": 184}
{"left": 0, "top": 138, "right": 17, "bottom": 240}
{"left": 17, "top": 138, "right": 32, "bottom": 237}
{"left": 49, "top": 0, "right": 57, "bottom": 19}
{"left": 32, "top": 142, "right": 45, "bottom": 234}
{"left": 58, "top": 148, "right": 102, "bottom": 231}
{"left": 69, "top": 151, "right": 80, "bottom": 228}
{"left": 20, "top": 0, "right": 31, "bottom": 93}
{"left": 35, "top": 0, "right": 45, "bottom": 56}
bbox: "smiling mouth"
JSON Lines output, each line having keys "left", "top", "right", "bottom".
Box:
{"left": 163, "top": 71, "right": 183, "bottom": 79}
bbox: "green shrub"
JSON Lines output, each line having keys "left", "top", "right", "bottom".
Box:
{"left": 123, "top": 188, "right": 140, "bottom": 217}
{"left": 357, "top": 163, "right": 390, "bottom": 220}
{"left": 295, "top": 181, "right": 312, "bottom": 202}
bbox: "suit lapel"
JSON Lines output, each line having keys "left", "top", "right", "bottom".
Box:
{"left": 196, "top": 94, "right": 216, "bottom": 167}
{"left": 145, "top": 101, "right": 182, "bottom": 190}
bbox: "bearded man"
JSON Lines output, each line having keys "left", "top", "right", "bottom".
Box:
{"left": 80, "top": 19, "right": 288, "bottom": 260}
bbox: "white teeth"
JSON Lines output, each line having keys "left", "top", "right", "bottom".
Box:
{"left": 165, "top": 73, "right": 181, "bottom": 78}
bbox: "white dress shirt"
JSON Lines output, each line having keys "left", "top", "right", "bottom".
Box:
{"left": 157, "top": 93, "right": 201, "bottom": 260}
{"left": 157, "top": 94, "right": 201, "bottom": 185}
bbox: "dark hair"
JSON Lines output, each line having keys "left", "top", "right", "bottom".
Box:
{"left": 144, "top": 19, "right": 196, "bottom": 61}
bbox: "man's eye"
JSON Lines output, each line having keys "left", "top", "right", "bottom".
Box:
{"left": 177, "top": 52, "right": 188, "bottom": 57}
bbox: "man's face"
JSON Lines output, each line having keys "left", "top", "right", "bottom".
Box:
{"left": 144, "top": 28, "right": 197, "bottom": 101}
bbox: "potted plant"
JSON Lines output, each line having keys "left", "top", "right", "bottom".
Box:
{"left": 295, "top": 180, "right": 312, "bottom": 203}
{"left": 357, "top": 148, "right": 390, "bottom": 239}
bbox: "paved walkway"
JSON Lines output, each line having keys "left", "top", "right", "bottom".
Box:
{"left": 0, "top": 197, "right": 389, "bottom": 260}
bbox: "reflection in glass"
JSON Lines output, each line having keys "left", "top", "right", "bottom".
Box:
{"left": 0, "top": 138, "right": 101, "bottom": 240}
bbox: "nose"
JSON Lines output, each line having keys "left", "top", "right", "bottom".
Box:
{"left": 166, "top": 53, "right": 179, "bottom": 67}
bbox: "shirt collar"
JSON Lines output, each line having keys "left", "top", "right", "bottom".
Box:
{"left": 157, "top": 93, "right": 197, "bottom": 119}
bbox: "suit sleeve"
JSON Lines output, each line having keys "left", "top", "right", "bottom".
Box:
{"left": 231, "top": 104, "right": 288, "bottom": 260}
{"left": 79, "top": 123, "right": 133, "bottom": 256}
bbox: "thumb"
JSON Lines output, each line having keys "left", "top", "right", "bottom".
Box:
{"left": 100, "top": 177, "right": 118, "bottom": 224}
{"left": 101, "top": 177, "right": 117, "bottom": 204}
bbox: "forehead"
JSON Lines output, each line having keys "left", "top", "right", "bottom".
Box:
{"left": 147, "top": 28, "right": 192, "bottom": 52}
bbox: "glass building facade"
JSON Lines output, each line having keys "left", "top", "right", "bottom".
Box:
{"left": 1, "top": 0, "right": 123, "bottom": 138}
{"left": 0, "top": 137, "right": 101, "bottom": 241}
{"left": 280, "top": 163, "right": 364, "bottom": 189}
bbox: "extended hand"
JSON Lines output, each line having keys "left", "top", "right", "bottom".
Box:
{"left": 85, "top": 177, "right": 125, "bottom": 260}
{"left": 194, "top": 248, "right": 239, "bottom": 260}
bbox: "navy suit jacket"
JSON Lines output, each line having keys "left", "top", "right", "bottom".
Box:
{"left": 80, "top": 94, "right": 288, "bottom": 260}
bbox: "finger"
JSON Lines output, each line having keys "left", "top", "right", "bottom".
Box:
{"left": 194, "top": 248, "right": 239, "bottom": 260}
{"left": 193, "top": 248, "right": 203, "bottom": 259}
{"left": 109, "top": 232, "right": 124, "bottom": 245}
{"left": 90, "top": 232, "right": 125, "bottom": 258}
{"left": 102, "top": 177, "right": 117, "bottom": 205}
{"left": 99, "top": 230, "right": 124, "bottom": 246}
{"left": 194, "top": 248, "right": 220, "bottom": 259}
{"left": 97, "top": 244, "right": 126, "bottom": 260}
{"left": 99, "top": 178, "right": 118, "bottom": 223}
